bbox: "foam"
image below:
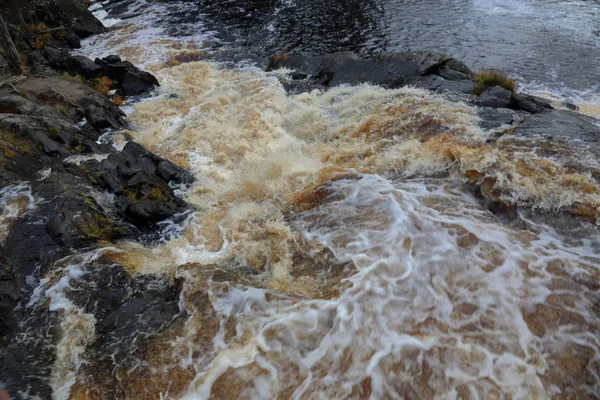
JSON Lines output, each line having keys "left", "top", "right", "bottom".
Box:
{"left": 0, "top": 183, "right": 35, "bottom": 242}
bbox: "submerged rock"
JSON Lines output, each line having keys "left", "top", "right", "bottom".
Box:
{"left": 68, "top": 260, "right": 181, "bottom": 350}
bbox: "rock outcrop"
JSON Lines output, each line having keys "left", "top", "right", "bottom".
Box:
{"left": 0, "top": 77, "right": 186, "bottom": 398}
{"left": 40, "top": 47, "right": 160, "bottom": 97}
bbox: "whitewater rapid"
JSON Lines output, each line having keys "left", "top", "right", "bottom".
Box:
{"left": 24, "top": 1, "right": 600, "bottom": 399}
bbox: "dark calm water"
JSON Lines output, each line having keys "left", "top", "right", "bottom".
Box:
{"left": 100, "top": 0, "right": 600, "bottom": 92}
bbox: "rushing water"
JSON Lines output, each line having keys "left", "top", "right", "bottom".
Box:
{"left": 22, "top": 0, "right": 600, "bottom": 399}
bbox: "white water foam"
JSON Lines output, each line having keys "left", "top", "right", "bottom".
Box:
{"left": 0, "top": 183, "right": 36, "bottom": 242}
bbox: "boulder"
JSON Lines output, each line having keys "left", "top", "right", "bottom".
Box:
{"left": 26, "top": 50, "right": 48, "bottom": 66}
{"left": 120, "top": 70, "right": 160, "bottom": 96}
{"left": 65, "top": 32, "right": 82, "bottom": 49}
{"left": 42, "top": 47, "right": 103, "bottom": 78}
{"left": 478, "top": 107, "right": 520, "bottom": 130}
{"left": 0, "top": 255, "right": 21, "bottom": 340}
{"left": 95, "top": 56, "right": 160, "bottom": 96}
{"left": 73, "top": 55, "right": 103, "bottom": 78}
{"left": 510, "top": 110, "right": 600, "bottom": 182}
{"left": 42, "top": 46, "right": 76, "bottom": 71}
{"left": 81, "top": 98, "right": 124, "bottom": 130}
{"left": 514, "top": 109, "right": 600, "bottom": 151}
{"left": 510, "top": 93, "right": 553, "bottom": 114}
{"left": 33, "top": 0, "right": 105, "bottom": 38}
{"left": 478, "top": 86, "right": 513, "bottom": 108}
{"left": 60, "top": 260, "right": 182, "bottom": 373}
{"left": 437, "top": 66, "right": 468, "bottom": 81}
{"left": 93, "top": 142, "right": 192, "bottom": 227}
{"left": 267, "top": 51, "right": 450, "bottom": 89}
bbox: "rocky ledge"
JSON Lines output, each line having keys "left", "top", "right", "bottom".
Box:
{"left": 267, "top": 50, "right": 600, "bottom": 221}
{"left": 0, "top": 2, "right": 186, "bottom": 396}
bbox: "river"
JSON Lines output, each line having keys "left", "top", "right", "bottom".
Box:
{"left": 26, "top": 0, "right": 600, "bottom": 398}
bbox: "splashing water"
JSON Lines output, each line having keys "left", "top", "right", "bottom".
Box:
{"left": 0, "top": 183, "right": 35, "bottom": 242}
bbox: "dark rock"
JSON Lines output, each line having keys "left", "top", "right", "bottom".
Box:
{"left": 42, "top": 46, "right": 75, "bottom": 71}
{"left": 104, "top": 55, "right": 122, "bottom": 63}
{"left": 84, "top": 103, "right": 122, "bottom": 130}
{"left": 563, "top": 102, "right": 579, "bottom": 111}
{"left": 120, "top": 70, "right": 160, "bottom": 96}
{"left": 437, "top": 66, "right": 468, "bottom": 81}
{"left": 65, "top": 32, "right": 82, "bottom": 49}
{"left": 0, "top": 95, "right": 61, "bottom": 119}
{"left": 511, "top": 110, "right": 600, "bottom": 177}
{"left": 95, "top": 57, "right": 160, "bottom": 96}
{"left": 73, "top": 55, "right": 103, "bottom": 78}
{"left": 157, "top": 160, "right": 193, "bottom": 184}
{"left": 267, "top": 51, "right": 450, "bottom": 89}
{"left": 0, "top": 106, "right": 105, "bottom": 155}
{"left": 79, "top": 94, "right": 126, "bottom": 130}
{"left": 0, "top": 255, "right": 21, "bottom": 340}
{"left": 437, "top": 79, "right": 475, "bottom": 95}
{"left": 510, "top": 93, "right": 553, "bottom": 114}
{"left": 514, "top": 109, "right": 600, "bottom": 148}
{"left": 67, "top": 261, "right": 181, "bottom": 353}
{"left": 27, "top": 50, "right": 48, "bottom": 66}
{"left": 33, "top": 0, "right": 105, "bottom": 38}
{"left": 42, "top": 47, "right": 103, "bottom": 79}
{"left": 477, "top": 107, "right": 519, "bottom": 130}
{"left": 445, "top": 58, "right": 474, "bottom": 76}
{"left": 94, "top": 142, "right": 192, "bottom": 228}
{"left": 415, "top": 75, "right": 445, "bottom": 91}
{"left": 32, "top": 131, "right": 66, "bottom": 155}
{"left": 478, "top": 86, "right": 512, "bottom": 108}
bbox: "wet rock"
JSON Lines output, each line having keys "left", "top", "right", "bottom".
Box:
{"left": 157, "top": 159, "right": 194, "bottom": 184}
{"left": 32, "top": 0, "right": 105, "bottom": 38}
{"left": 73, "top": 55, "right": 103, "bottom": 79}
{"left": 81, "top": 96, "right": 124, "bottom": 130}
{"left": 95, "top": 57, "right": 160, "bottom": 96}
{"left": 0, "top": 111, "right": 99, "bottom": 156}
{"left": 0, "top": 256, "right": 20, "bottom": 340}
{"left": 444, "top": 58, "right": 473, "bottom": 76}
{"left": 437, "top": 66, "right": 468, "bottom": 81}
{"left": 478, "top": 107, "right": 519, "bottom": 130}
{"left": 0, "top": 78, "right": 124, "bottom": 133}
{"left": 267, "top": 51, "right": 450, "bottom": 89}
{"left": 65, "top": 32, "right": 82, "bottom": 49}
{"left": 32, "top": 132, "right": 67, "bottom": 155}
{"left": 0, "top": 95, "right": 58, "bottom": 118}
{"left": 510, "top": 92, "right": 552, "bottom": 114}
{"left": 46, "top": 188, "right": 127, "bottom": 248}
{"left": 478, "top": 86, "right": 512, "bottom": 108}
{"left": 42, "top": 46, "right": 75, "bottom": 70}
{"left": 514, "top": 109, "right": 600, "bottom": 157}
{"left": 437, "top": 79, "right": 475, "bottom": 95}
{"left": 68, "top": 261, "right": 181, "bottom": 351}
{"left": 415, "top": 75, "right": 445, "bottom": 91}
{"left": 42, "top": 47, "right": 103, "bottom": 79}
{"left": 93, "top": 142, "right": 192, "bottom": 227}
